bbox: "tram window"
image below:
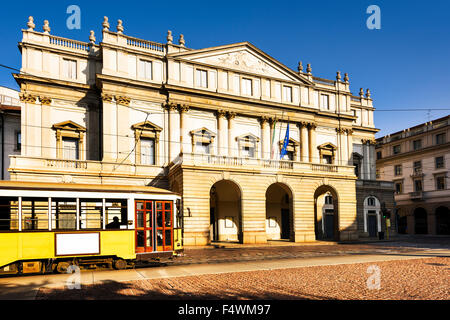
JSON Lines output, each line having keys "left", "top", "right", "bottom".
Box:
{"left": 136, "top": 230, "right": 145, "bottom": 247}
{"left": 156, "top": 230, "right": 163, "bottom": 246}
{"left": 165, "top": 230, "right": 172, "bottom": 246}
{"left": 51, "top": 199, "right": 77, "bottom": 230}
{"left": 146, "top": 230, "right": 152, "bottom": 247}
{"left": 22, "top": 198, "right": 49, "bottom": 230}
{"left": 80, "top": 199, "right": 102, "bottom": 229}
{"left": 105, "top": 199, "right": 127, "bottom": 229}
{"left": 0, "top": 198, "right": 19, "bottom": 231}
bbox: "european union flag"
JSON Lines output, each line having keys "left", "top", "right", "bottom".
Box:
{"left": 280, "top": 123, "right": 289, "bottom": 159}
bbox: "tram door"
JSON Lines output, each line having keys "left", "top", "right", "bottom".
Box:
{"left": 135, "top": 200, "right": 173, "bottom": 253}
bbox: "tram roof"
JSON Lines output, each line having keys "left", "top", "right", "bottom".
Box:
{"left": 0, "top": 181, "right": 179, "bottom": 195}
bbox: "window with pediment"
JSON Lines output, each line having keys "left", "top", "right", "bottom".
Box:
{"left": 353, "top": 152, "right": 363, "bottom": 178}
{"left": 318, "top": 143, "right": 337, "bottom": 164}
{"left": 190, "top": 128, "right": 216, "bottom": 155}
{"left": 278, "top": 138, "right": 300, "bottom": 161}
{"left": 52, "top": 121, "right": 86, "bottom": 160}
{"left": 236, "top": 133, "right": 260, "bottom": 158}
{"left": 132, "top": 121, "right": 162, "bottom": 165}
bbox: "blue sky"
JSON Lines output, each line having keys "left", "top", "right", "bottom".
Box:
{"left": 0, "top": 0, "right": 449, "bottom": 137}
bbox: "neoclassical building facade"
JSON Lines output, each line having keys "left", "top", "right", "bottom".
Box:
{"left": 9, "top": 16, "right": 389, "bottom": 245}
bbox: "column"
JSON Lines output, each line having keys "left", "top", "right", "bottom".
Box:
{"left": 101, "top": 93, "right": 117, "bottom": 161}
{"left": 168, "top": 102, "right": 180, "bottom": 161}
{"left": 115, "top": 95, "right": 131, "bottom": 163}
{"left": 269, "top": 118, "right": 276, "bottom": 159}
{"left": 227, "top": 111, "right": 236, "bottom": 157}
{"left": 336, "top": 128, "right": 343, "bottom": 166}
{"left": 308, "top": 123, "right": 317, "bottom": 163}
{"left": 217, "top": 110, "right": 227, "bottom": 156}
{"left": 40, "top": 96, "right": 52, "bottom": 158}
{"left": 347, "top": 129, "right": 353, "bottom": 166}
{"left": 362, "top": 139, "right": 370, "bottom": 180}
{"left": 260, "top": 116, "right": 270, "bottom": 159}
{"left": 300, "top": 122, "right": 309, "bottom": 162}
{"left": 179, "top": 104, "right": 189, "bottom": 153}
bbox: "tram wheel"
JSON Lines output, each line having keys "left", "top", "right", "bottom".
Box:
{"left": 56, "top": 261, "right": 71, "bottom": 273}
{"left": 113, "top": 259, "right": 127, "bottom": 270}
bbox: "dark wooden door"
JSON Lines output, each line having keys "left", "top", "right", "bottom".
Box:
{"left": 155, "top": 201, "right": 173, "bottom": 251}
{"left": 368, "top": 215, "right": 377, "bottom": 237}
{"left": 135, "top": 200, "right": 153, "bottom": 253}
{"left": 324, "top": 214, "right": 334, "bottom": 239}
{"left": 281, "top": 209, "right": 290, "bottom": 239}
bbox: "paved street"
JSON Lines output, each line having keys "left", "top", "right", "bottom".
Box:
{"left": 36, "top": 256, "right": 450, "bottom": 300}
{"left": 0, "top": 236, "right": 449, "bottom": 300}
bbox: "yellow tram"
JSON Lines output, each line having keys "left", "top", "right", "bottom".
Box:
{"left": 0, "top": 181, "right": 183, "bottom": 274}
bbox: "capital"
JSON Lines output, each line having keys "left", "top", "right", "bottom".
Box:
{"left": 115, "top": 95, "right": 130, "bottom": 106}
{"left": 39, "top": 96, "right": 52, "bottom": 106}
{"left": 259, "top": 116, "right": 270, "bottom": 125}
{"left": 227, "top": 111, "right": 236, "bottom": 120}
{"left": 216, "top": 109, "right": 227, "bottom": 118}
{"left": 19, "top": 93, "right": 37, "bottom": 103}
{"left": 179, "top": 104, "right": 189, "bottom": 113}
{"left": 101, "top": 93, "right": 113, "bottom": 102}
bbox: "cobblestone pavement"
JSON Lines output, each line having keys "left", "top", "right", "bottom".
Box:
{"left": 36, "top": 257, "right": 450, "bottom": 300}
{"left": 165, "top": 236, "right": 450, "bottom": 266}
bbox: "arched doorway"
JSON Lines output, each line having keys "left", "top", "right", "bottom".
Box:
{"left": 210, "top": 180, "right": 242, "bottom": 243}
{"left": 397, "top": 209, "right": 407, "bottom": 234}
{"left": 363, "top": 196, "right": 381, "bottom": 238}
{"left": 265, "top": 183, "right": 293, "bottom": 241}
{"left": 436, "top": 206, "right": 450, "bottom": 235}
{"left": 414, "top": 207, "right": 428, "bottom": 234}
{"left": 314, "top": 186, "right": 339, "bottom": 241}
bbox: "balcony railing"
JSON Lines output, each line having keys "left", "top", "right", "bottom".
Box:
{"left": 173, "top": 153, "right": 353, "bottom": 175}
{"left": 9, "top": 155, "right": 163, "bottom": 178}
{"left": 409, "top": 191, "right": 423, "bottom": 200}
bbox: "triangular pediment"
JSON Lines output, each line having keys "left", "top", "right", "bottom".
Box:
{"left": 236, "top": 133, "right": 260, "bottom": 142}
{"left": 190, "top": 127, "right": 216, "bottom": 137}
{"left": 318, "top": 142, "right": 337, "bottom": 150}
{"left": 52, "top": 120, "right": 86, "bottom": 132}
{"left": 169, "top": 42, "right": 313, "bottom": 85}
{"left": 278, "top": 137, "right": 300, "bottom": 146}
{"left": 132, "top": 121, "right": 162, "bottom": 132}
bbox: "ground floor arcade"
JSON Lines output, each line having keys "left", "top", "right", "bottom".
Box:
{"left": 169, "top": 166, "right": 358, "bottom": 245}
{"left": 396, "top": 203, "right": 450, "bottom": 235}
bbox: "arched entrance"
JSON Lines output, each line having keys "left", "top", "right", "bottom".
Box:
{"left": 397, "top": 209, "right": 407, "bottom": 234}
{"left": 436, "top": 206, "right": 450, "bottom": 235}
{"left": 265, "top": 183, "right": 293, "bottom": 241}
{"left": 363, "top": 196, "right": 381, "bottom": 238}
{"left": 210, "top": 180, "right": 242, "bottom": 243}
{"left": 314, "top": 186, "right": 339, "bottom": 241}
{"left": 414, "top": 207, "right": 428, "bottom": 234}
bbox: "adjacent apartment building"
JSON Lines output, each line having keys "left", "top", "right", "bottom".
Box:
{"left": 0, "top": 86, "right": 21, "bottom": 180}
{"left": 376, "top": 115, "right": 450, "bottom": 235}
{"left": 8, "top": 16, "right": 394, "bottom": 245}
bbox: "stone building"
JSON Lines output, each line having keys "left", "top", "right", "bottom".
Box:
{"left": 0, "top": 86, "right": 21, "bottom": 180}
{"left": 376, "top": 115, "right": 450, "bottom": 235}
{"left": 9, "top": 16, "right": 392, "bottom": 245}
